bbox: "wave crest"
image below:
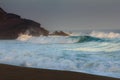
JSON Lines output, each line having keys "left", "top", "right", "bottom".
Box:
{"left": 17, "top": 31, "right": 120, "bottom": 44}
{"left": 17, "top": 34, "right": 103, "bottom": 44}
{"left": 90, "top": 31, "right": 120, "bottom": 38}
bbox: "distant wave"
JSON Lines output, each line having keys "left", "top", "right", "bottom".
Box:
{"left": 17, "top": 35, "right": 104, "bottom": 44}
{"left": 17, "top": 36, "right": 80, "bottom": 44}
{"left": 90, "top": 31, "right": 120, "bottom": 38}
{"left": 17, "top": 31, "right": 120, "bottom": 44}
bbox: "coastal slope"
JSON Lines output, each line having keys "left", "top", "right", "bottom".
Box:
{"left": 0, "top": 64, "right": 119, "bottom": 80}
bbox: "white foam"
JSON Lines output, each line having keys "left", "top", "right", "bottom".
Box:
{"left": 18, "top": 36, "right": 80, "bottom": 44}
{"left": 90, "top": 31, "right": 120, "bottom": 38}
{"left": 66, "top": 42, "right": 120, "bottom": 52}
{"left": 67, "top": 47, "right": 120, "bottom": 52}
{"left": 0, "top": 40, "right": 120, "bottom": 78}
{"left": 17, "top": 33, "right": 32, "bottom": 41}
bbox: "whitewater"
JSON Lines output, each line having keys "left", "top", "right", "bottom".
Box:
{"left": 0, "top": 31, "right": 120, "bottom": 78}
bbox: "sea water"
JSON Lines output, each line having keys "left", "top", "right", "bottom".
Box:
{"left": 0, "top": 31, "right": 120, "bottom": 78}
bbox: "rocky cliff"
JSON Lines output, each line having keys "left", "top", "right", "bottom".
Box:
{"left": 0, "top": 7, "right": 49, "bottom": 39}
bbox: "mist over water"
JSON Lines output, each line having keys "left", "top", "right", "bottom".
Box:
{"left": 0, "top": 31, "right": 120, "bottom": 78}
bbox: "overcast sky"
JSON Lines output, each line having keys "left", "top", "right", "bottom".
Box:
{"left": 1, "top": 0, "right": 120, "bottom": 31}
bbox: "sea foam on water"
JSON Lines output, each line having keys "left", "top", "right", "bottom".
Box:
{"left": 90, "top": 31, "right": 120, "bottom": 38}
{"left": 1, "top": 31, "right": 120, "bottom": 78}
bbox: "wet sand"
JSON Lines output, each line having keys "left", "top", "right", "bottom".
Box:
{"left": 0, "top": 64, "right": 119, "bottom": 80}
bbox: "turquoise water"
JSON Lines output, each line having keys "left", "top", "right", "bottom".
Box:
{"left": 0, "top": 35, "right": 120, "bottom": 78}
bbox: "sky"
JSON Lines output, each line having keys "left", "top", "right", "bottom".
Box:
{"left": 1, "top": 0, "right": 120, "bottom": 31}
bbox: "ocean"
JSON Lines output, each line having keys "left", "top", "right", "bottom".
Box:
{"left": 0, "top": 31, "right": 120, "bottom": 78}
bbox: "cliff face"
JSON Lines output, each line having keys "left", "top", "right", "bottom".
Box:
{"left": 0, "top": 7, "right": 49, "bottom": 39}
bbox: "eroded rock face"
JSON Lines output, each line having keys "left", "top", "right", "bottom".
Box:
{"left": 0, "top": 7, "right": 49, "bottom": 39}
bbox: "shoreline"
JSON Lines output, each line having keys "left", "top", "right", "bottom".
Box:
{"left": 0, "top": 64, "right": 119, "bottom": 80}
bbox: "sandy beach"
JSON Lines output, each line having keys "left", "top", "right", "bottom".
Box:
{"left": 0, "top": 64, "right": 119, "bottom": 80}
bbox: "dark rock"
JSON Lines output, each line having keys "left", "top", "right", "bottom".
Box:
{"left": 50, "top": 31, "right": 69, "bottom": 36}
{"left": 0, "top": 7, "right": 6, "bottom": 15}
{"left": 6, "top": 13, "right": 21, "bottom": 19}
{"left": 0, "top": 8, "right": 7, "bottom": 20}
{"left": 0, "top": 7, "right": 49, "bottom": 39}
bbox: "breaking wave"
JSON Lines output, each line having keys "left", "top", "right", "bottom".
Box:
{"left": 1, "top": 31, "right": 120, "bottom": 78}
{"left": 17, "top": 35, "right": 104, "bottom": 44}
{"left": 17, "top": 31, "right": 120, "bottom": 44}
{"left": 90, "top": 31, "right": 120, "bottom": 38}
